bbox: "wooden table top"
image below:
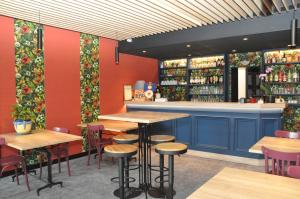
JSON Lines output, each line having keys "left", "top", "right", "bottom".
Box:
{"left": 77, "top": 119, "right": 138, "bottom": 132}
{"left": 98, "top": 111, "right": 190, "bottom": 124}
{"left": 187, "top": 167, "right": 300, "bottom": 199}
{"left": 249, "top": 136, "right": 300, "bottom": 154}
{"left": 0, "top": 129, "right": 82, "bottom": 151}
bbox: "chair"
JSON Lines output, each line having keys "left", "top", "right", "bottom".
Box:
{"left": 288, "top": 166, "right": 300, "bottom": 179}
{"left": 262, "top": 146, "right": 300, "bottom": 176}
{"left": 39, "top": 127, "right": 71, "bottom": 179}
{"left": 86, "top": 124, "right": 113, "bottom": 169}
{"left": 274, "top": 130, "right": 300, "bottom": 139}
{"left": 0, "top": 137, "right": 30, "bottom": 191}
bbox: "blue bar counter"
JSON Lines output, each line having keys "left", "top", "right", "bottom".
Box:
{"left": 126, "top": 101, "right": 286, "bottom": 158}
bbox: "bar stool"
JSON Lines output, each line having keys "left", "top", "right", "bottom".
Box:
{"left": 104, "top": 144, "right": 141, "bottom": 199}
{"left": 154, "top": 142, "right": 187, "bottom": 199}
{"left": 113, "top": 134, "right": 139, "bottom": 145}
{"left": 148, "top": 135, "right": 175, "bottom": 198}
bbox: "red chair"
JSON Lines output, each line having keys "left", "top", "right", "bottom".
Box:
{"left": 288, "top": 166, "right": 300, "bottom": 179}
{"left": 0, "top": 137, "right": 30, "bottom": 191}
{"left": 39, "top": 127, "right": 71, "bottom": 179}
{"left": 274, "top": 130, "right": 300, "bottom": 139}
{"left": 262, "top": 146, "right": 300, "bottom": 176}
{"left": 86, "top": 124, "right": 113, "bottom": 169}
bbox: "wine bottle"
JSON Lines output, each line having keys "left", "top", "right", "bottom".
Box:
{"left": 288, "top": 69, "right": 292, "bottom": 83}
{"left": 274, "top": 72, "right": 279, "bottom": 82}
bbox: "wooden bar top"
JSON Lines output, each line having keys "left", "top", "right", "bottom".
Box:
{"left": 77, "top": 119, "right": 138, "bottom": 132}
{"left": 249, "top": 136, "right": 300, "bottom": 154}
{"left": 98, "top": 111, "right": 190, "bottom": 124}
{"left": 0, "top": 129, "right": 82, "bottom": 151}
{"left": 187, "top": 167, "right": 300, "bottom": 199}
{"left": 125, "top": 101, "right": 286, "bottom": 113}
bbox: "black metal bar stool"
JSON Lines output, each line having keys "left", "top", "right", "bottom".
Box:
{"left": 154, "top": 142, "right": 187, "bottom": 199}
{"left": 104, "top": 144, "right": 140, "bottom": 199}
{"left": 112, "top": 134, "right": 142, "bottom": 198}
{"left": 148, "top": 135, "right": 175, "bottom": 198}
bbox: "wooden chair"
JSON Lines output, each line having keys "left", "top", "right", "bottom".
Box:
{"left": 262, "top": 146, "right": 300, "bottom": 176}
{"left": 274, "top": 130, "right": 300, "bottom": 139}
{"left": 288, "top": 166, "right": 300, "bottom": 179}
{"left": 39, "top": 127, "right": 71, "bottom": 179}
{"left": 0, "top": 137, "right": 30, "bottom": 191}
{"left": 86, "top": 124, "right": 113, "bottom": 169}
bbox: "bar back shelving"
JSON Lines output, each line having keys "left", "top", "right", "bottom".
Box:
{"left": 159, "top": 58, "right": 188, "bottom": 101}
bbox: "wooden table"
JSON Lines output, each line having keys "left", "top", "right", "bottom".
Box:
{"left": 249, "top": 136, "right": 300, "bottom": 154}
{"left": 77, "top": 119, "right": 138, "bottom": 132}
{"left": 187, "top": 167, "right": 300, "bottom": 199}
{"left": 99, "top": 111, "right": 190, "bottom": 198}
{"left": 0, "top": 129, "right": 82, "bottom": 195}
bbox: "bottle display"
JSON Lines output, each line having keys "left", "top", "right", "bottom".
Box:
{"left": 189, "top": 55, "right": 225, "bottom": 102}
{"left": 264, "top": 50, "right": 300, "bottom": 64}
{"left": 159, "top": 59, "right": 188, "bottom": 101}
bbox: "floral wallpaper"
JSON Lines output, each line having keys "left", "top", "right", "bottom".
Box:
{"left": 80, "top": 33, "right": 100, "bottom": 151}
{"left": 14, "top": 19, "right": 45, "bottom": 165}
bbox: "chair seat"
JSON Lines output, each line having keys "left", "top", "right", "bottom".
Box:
{"left": 155, "top": 142, "right": 187, "bottom": 155}
{"left": 104, "top": 144, "right": 137, "bottom": 158}
{"left": 113, "top": 134, "right": 139, "bottom": 144}
{"left": 150, "top": 135, "right": 175, "bottom": 144}
{"left": 0, "top": 155, "right": 24, "bottom": 166}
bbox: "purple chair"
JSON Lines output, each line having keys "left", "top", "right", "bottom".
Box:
{"left": 86, "top": 124, "right": 113, "bottom": 169}
{"left": 288, "top": 166, "right": 300, "bottom": 179}
{"left": 0, "top": 137, "right": 30, "bottom": 191}
{"left": 39, "top": 127, "right": 71, "bottom": 179}
{"left": 274, "top": 130, "right": 300, "bottom": 139}
{"left": 262, "top": 146, "right": 300, "bottom": 176}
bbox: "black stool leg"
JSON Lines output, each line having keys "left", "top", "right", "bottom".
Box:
{"left": 119, "top": 157, "right": 125, "bottom": 199}
{"left": 159, "top": 154, "right": 164, "bottom": 192}
{"left": 125, "top": 157, "right": 129, "bottom": 189}
{"left": 167, "top": 155, "right": 174, "bottom": 199}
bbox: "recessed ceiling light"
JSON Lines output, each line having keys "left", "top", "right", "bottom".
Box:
{"left": 126, "top": 38, "right": 133, "bottom": 42}
{"left": 188, "top": 54, "right": 191, "bottom": 57}
{"left": 243, "top": 37, "right": 248, "bottom": 41}
{"left": 142, "top": 50, "right": 147, "bottom": 53}
{"left": 186, "top": 44, "right": 191, "bottom": 48}
{"left": 232, "top": 49, "right": 236, "bottom": 52}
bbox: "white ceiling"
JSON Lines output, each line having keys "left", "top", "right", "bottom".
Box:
{"left": 0, "top": 0, "right": 298, "bottom": 40}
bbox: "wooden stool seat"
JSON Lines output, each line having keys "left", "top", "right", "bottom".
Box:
{"left": 105, "top": 144, "right": 138, "bottom": 158}
{"left": 150, "top": 135, "right": 175, "bottom": 144}
{"left": 113, "top": 134, "right": 139, "bottom": 144}
{"left": 155, "top": 142, "right": 187, "bottom": 155}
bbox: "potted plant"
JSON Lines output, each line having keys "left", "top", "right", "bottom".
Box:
{"left": 259, "top": 67, "right": 275, "bottom": 103}
{"left": 11, "top": 104, "right": 36, "bottom": 134}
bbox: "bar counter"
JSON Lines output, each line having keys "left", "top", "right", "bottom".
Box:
{"left": 125, "top": 101, "right": 286, "bottom": 158}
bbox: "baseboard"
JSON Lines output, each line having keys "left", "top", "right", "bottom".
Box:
{"left": 186, "top": 149, "right": 264, "bottom": 166}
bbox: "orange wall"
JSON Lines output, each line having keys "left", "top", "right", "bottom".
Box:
{"left": 44, "top": 26, "right": 82, "bottom": 155}
{"left": 100, "top": 38, "right": 158, "bottom": 114}
{"left": 0, "top": 16, "right": 158, "bottom": 157}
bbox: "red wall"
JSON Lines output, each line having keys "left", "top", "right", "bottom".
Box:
{"left": 44, "top": 26, "right": 82, "bottom": 155}
{"left": 100, "top": 38, "right": 158, "bottom": 114}
{"left": 0, "top": 16, "right": 158, "bottom": 158}
{"left": 0, "top": 16, "right": 17, "bottom": 155}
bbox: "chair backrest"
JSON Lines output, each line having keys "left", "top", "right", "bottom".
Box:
{"left": 0, "top": 137, "right": 5, "bottom": 146}
{"left": 262, "top": 146, "right": 300, "bottom": 176}
{"left": 53, "top": 127, "right": 70, "bottom": 134}
{"left": 287, "top": 166, "right": 300, "bottom": 179}
{"left": 86, "top": 124, "right": 104, "bottom": 148}
{"left": 274, "top": 130, "right": 300, "bottom": 139}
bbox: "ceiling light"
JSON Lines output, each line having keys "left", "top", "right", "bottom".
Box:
{"left": 142, "top": 50, "right": 147, "bottom": 53}
{"left": 232, "top": 49, "right": 236, "bottom": 53}
{"left": 126, "top": 38, "right": 133, "bottom": 43}
{"left": 188, "top": 54, "right": 191, "bottom": 57}
{"left": 186, "top": 44, "right": 191, "bottom": 48}
{"left": 243, "top": 37, "right": 248, "bottom": 41}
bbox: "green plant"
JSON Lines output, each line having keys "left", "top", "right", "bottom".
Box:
{"left": 260, "top": 82, "right": 272, "bottom": 96}
{"left": 11, "top": 104, "right": 36, "bottom": 121}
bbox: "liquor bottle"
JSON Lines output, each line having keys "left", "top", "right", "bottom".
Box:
{"left": 283, "top": 71, "right": 287, "bottom": 82}
{"left": 219, "top": 75, "right": 223, "bottom": 83}
{"left": 221, "top": 58, "right": 225, "bottom": 67}
{"left": 278, "top": 70, "right": 283, "bottom": 82}
{"left": 269, "top": 73, "right": 273, "bottom": 82}
{"left": 282, "top": 53, "right": 287, "bottom": 63}
{"left": 274, "top": 72, "right": 279, "bottom": 82}
{"left": 293, "top": 68, "right": 299, "bottom": 82}
{"left": 288, "top": 69, "right": 292, "bottom": 83}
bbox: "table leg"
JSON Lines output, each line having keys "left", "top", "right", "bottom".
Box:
{"left": 34, "top": 148, "right": 63, "bottom": 196}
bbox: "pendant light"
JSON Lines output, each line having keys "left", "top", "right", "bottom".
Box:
{"left": 288, "top": 11, "right": 297, "bottom": 49}
{"left": 37, "top": 3, "right": 43, "bottom": 50}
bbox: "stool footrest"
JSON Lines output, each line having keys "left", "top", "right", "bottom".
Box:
{"left": 149, "top": 164, "right": 168, "bottom": 172}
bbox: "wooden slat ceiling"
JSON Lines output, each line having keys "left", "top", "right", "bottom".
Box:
{"left": 0, "top": 0, "right": 298, "bottom": 41}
